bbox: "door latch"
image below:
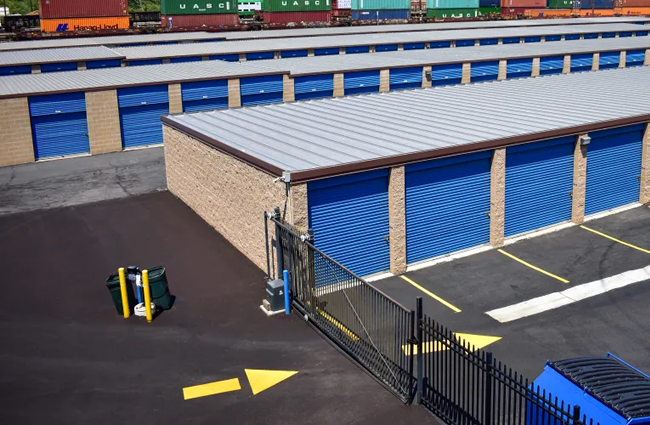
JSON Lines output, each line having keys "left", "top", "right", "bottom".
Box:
{"left": 383, "top": 235, "right": 390, "bottom": 242}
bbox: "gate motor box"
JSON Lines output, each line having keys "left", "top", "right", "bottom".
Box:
{"left": 266, "top": 279, "right": 286, "bottom": 312}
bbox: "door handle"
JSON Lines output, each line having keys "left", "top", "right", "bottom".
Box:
{"left": 383, "top": 235, "right": 390, "bottom": 242}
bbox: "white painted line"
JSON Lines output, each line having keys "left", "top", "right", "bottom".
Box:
{"left": 406, "top": 244, "right": 492, "bottom": 272}
{"left": 503, "top": 222, "right": 574, "bottom": 246}
{"left": 365, "top": 272, "right": 394, "bottom": 283}
{"left": 584, "top": 202, "right": 641, "bottom": 222}
{"left": 486, "top": 265, "right": 650, "bottom": 323}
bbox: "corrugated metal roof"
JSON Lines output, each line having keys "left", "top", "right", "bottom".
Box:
{"left": 221, "top": 17, "right": 650, "bottom": 40}
{"left": 0, "top": 32, "right": 226, "bottom": 52}
{"left": 114, "top": 23, "right": 646, "bottom": 59}
{"left": 1, "top": 35, "right": 649, "bottom": 97}
{"left": 0, "top": 46, "right": 125, "bottom": 67}
{"left": 162, "top": 66, "right": 650, "bottom": 180}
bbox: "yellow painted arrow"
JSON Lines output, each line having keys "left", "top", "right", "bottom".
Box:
{"left": 402, "top": 333, "right": 502, "bottom": 355}
{"left": 183, "top": 378, "right": 241, "bottom": 400}
{"left": 183, "top": 369, "right": 299, "bottom": 400}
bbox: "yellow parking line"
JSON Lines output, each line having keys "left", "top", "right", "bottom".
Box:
{"left": 497, "top": 249, "right": 570, "bottom": 284}
{"left": 580, "top": 225, "right": 650, "bottom": 255}
{"left": 400, "top": 275, "right": 462, "bottom": 313}
{"left": 316, "top": 307, "right": 360, "bottom": 341}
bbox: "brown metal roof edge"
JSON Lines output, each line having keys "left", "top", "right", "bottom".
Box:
{"left": 288, "top": 114, "right": 650, "bottom": 183}
{"left": 160, "top": 116, "right": 284, "bottom": 178}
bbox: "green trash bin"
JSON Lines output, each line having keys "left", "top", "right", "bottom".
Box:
{"left": 147, "top": 266, "right": 173, "bottom": 310}
{"left": 106, "top": 272, "right": 136, "bottom": 316}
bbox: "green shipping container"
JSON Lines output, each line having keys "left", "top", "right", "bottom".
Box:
{"left": 478, "top": 6, "right": 500, "bottom": 14}
{"left": 161, "top": 0, "right": 238, "bottom": 14}
{"left": 426, "top": 0, "right": 478, "bottom": 9}
{"left": 351, "top": 0, "right": 411, "bottom": 10}
{"left": 547, "top": 0, "right": 573, "bottom": 7}
{"left": 426, "top": 7, "right": 479, "bottom": 17}
{"left": 263, "top": 0, "right": 331, "bottom": 12}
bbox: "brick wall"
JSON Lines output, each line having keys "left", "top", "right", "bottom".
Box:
{"left": 168, "top": 84, "right": 183, "bottom": 114}
{"left": 0, "top": 97, "right": 35, "bottom": 167}
{"left": 490, "top": 148, "right": 506, "bottom": 247}
{"left": 572, "top": 135, "right": 587, "bottom": 223}
{"left": 85, "top": 90, "right": 123, "bottom": 155}
{"left": 389, "top": 166, "right": 406, "bottom": 274}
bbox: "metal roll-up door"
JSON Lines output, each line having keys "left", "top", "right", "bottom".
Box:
{"left": 281, "top": 49, "right": 307, "bottom": 58}
{"left": 246, "top": 51, "right": 274, "bottom": 61}
{"left": 571, "top": 54, "right": 593, "bottom": 72}
{"left": 602, "top": 32, "right": 616, "bottom": 38}
{"left": 376, "top": 44, "right": 398, "bottom": 52}
{"left": 294, "top": 74, "right": 334, "bottom": 101}
{"left": 637, "top": 31, "right": 649, "bottom": 36}
{"left": 502, "top": 37, "right": 520, "bottom": 44}
{"left": 210, "top": 54, "right": 240, "bottom": 62}
{"left": 583, "top": 33, "right": 599, "bottom": 39}
{"left": 129, "top": 59, "right": 163, "bottom": 66}
{"left": 585, "top": 124, "right": 644, "bottom": 215}
{"left": 344, "top": 70, "right": 380, "bottom": 95}
{"left": 0, "top": 65, "right": 31, "bottom": 76}
{"left": 430, "top": 41, "right": 451, "bottom": 49}
{"left": 86, "top": 59, "right": 122, "bottom": 69}
{"left": 308, "top": 169, "right": 390, "bottom": 277}
{"left": 118, "top": 85, "right": 169, "bottom": 148}
{"left": 346, "top": 45, "right": 370, "bottom": 54}
{"left": 240, "top": 75, "right": 284, "bottom": 106}
{"left": 170, "top": 56, "right": 202, "bottom": 63}
{"left": 403, "top": 42, "right": 425, "bottom": 50}
{"left": 505, "top": 137, "right": 575, "bottom": 237}
{"left": 41, "top": 62, "right": 77, "bottom": 73}
{"left": 456, "top": 39, "right": 475, "bottom": 47}
{"left": 430, "top": 64, "right": 462, "bottom": 86}
{"left": 389, "top": 67, "right": 422, "bottom": 90}
{"left": 620, "top": 31, "right": 633, "bottom": 37}
{"left": 471, "top": 61, "right": 499, "bottom": 82}
{"left": 506, "top": 58, "right": 533, "bottom": 79}
{"left": 314, "top": 47, "right": 339, "bottom": 56}
{"left": 565, "top": 34, "right": 581, "bottom": 40}
{"left": 626, "top": 50, "right": 646, "bottom": 67}
{"left": 545, "top": 35, "right": 561, "bottom": 42}
{"left": 29, "top": 92, "right": 90, "bottom": 160}
{"left": 599, "top": 52, "right": 620, "bottom": 69}
{"left": 181, "top": 79, "right": 229, "bottom": 113}
{"left": 405, "top": 151, "right": 491, "bottom": 264}
{"left": 540, "top": 56, "right": 564, "bottom": 75}
{"left": 524, "top": 36, "right": 542, "bottom": 43}
{"left": 479, "top": 38, "right": 498, "bottom": 45}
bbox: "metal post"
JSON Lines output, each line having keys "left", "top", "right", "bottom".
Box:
{"left": 264, "top": 211, "right": 271, "bottom": 278}
{"left": 118, "top": 267, "right": 130, "bottom": 319}
{"left": 572, "top": 405, "right": 582, "bottom": 425}
{"left": 485, "top": 352, "right": 494, "bottom": 425}
{"left": 142, "top": 269, "right": 153, "bottom": 323}
{"left": 416, "top": 296, "right": 423, "bottom": 405}
{"left": 283, "top": 270, "right": 290, "bottom": 315}
{"left": 273, "top": 207, "right": 283, "bottom": 279}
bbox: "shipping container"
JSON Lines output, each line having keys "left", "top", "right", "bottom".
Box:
{"left": 352, "top": 9, "right": 410, "bottom": 17}
{"left": 39, "top": 0, "right": 127, "bottom": 19}
{"left": 427, "top": 0, "right": 479, "bottom": 9}
{"left": 478, "top": 6, "right": 501, "bottom": 13}
{"left": 262, "top": 10, "right": 332, "bottom": 21}
{"left": 524, "top": 7, "right": 633, "bottom": 15}
{"left": 161, "top": 14, "right": 240, "bottom": 27}
{"left": 334, "top": 0, "right": 352, "bottom": 7}
{"left": 500, "top": 6, "right": 528, "bottom": 13}
{"left": 500, "top": 0, "right": 544, "bottom": 8}
{"left": 411, "top": 0, "right": 427, "bottom": 10}
{"left": 547, "top": 0, "right": 573, "bottom": 7}
{"left": 426, "top": 7, "right": 479, "bottom": 16}
{"left": 578, "top": 0, "right": 614, "bottom": 8}
{"left": 40, "top": 16, "right": 130, "bottom": 32}
{"left": 479, "top": 0, "right": 499, "bottom": 6}
{"left": 263, "top": 0, "right": 331, "bottom": 12}
{"left": 161, "top": 0, "right": 238, "bottom": 15}
{"left": 622, "top": 0, "right": 650, "bottom": 6}
{"left": 625, "top": 6, "right": 650, "bottom": 13}
{"left": 351, "top": 0, "right": 411, "bottom": 10}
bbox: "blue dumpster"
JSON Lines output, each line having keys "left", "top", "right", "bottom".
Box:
{"left": 528, "top": 353, "right": 650, "bottom": 425}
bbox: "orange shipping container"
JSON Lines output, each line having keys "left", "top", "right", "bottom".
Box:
{"left": 40, "top": 16, "right": 130, "bottom": 32}
{"left": 526, "top": 7, "right": 650, "bottom": 16}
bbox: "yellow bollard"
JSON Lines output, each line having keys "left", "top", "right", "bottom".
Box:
{"left": 118, "top": 267, "right": 130, "bottom": 319}
{"left": 142, "top": 269, "right": 153, "bottom": 323}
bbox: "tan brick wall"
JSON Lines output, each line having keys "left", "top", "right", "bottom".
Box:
{"left": 562, "top": 55, "right": 570, "bottom": 74}
{"left": 290, "top": 183, "right": 309, "bottom": 231}
{"left": 619, "top": 51, "right": 626, "bottom": 68}
{"left": 379, "top": 69, "right": 390, "bottom": 93}
{"left": 645, "top": 49, "right": 650, "bottom": 66}
{"left": 572, "top": 135, "right": 588, "bottom": 223}
{"left": 592, "top": 53, "right": 600, "bottom": 71}
{"left": 31, "top": 65, "right": 40, "bottom": 74}
{"left": 450, "top": 40, "right": 456, "bottom": 48}
{"left": 228, "top": 78, "right": 241, "bottom": 108}
{"left": 474, "top": 40, "right": 480, "bottom": 46}
{"left": 540, "top": 36, "right": 546, "bottom": 43}
{"left": 308, "top": 49, "right": 314, "bottom": 57}
{"left": 168, "top": 84, "right": 183, "bottom": 114}
{"left": 239, "top": 53, "right": 247, "bottom": 61}
{"left": 334, "top": 73, "right": 344, "bottom": 97}
{"left": 389, "top": 166, "right": 406, "bottom": 275}
{"left": 641, "top": 124, "right": 650, "bottom": 204}
{"left": 339, "top": 47, "right": 346, "bottom": 55}
{"left": 0, "top": 97, "right": 35, "bottom": 167}
{"left": 461, "top": 63, "right": 471, "bottom": 84}
{"left": 497, "top": 60, "right": 507, "bottom": 81}
{"left": 369, "top": 46, "right": 376, "bottom": 53}
{"left": 498, "top": 38, "right": 503, "bottom": 45}
{"left": 283, "top": 75, "right": 295, "bottom": 103}
{"left": 532, "top": 57, "right": 540, "bottom": 77}
{"left": 78, "top": 61, "right": 87, "bottom": 71}
{"left": 162, "top": 58, "right": 170, "bottom": 64}
{"left": 164, "top": 126, "right": 288, "bottom": 272}
{"left": 202, "top": 56, "right": 210, "bottom": 61}
{"left": 422, "top": 66, "right": 432, "bottom": 88}
{"left": 490, "top": 148, "right": 505, "bottom": 247}
{"left": 274, "top": 51, "right": 281, "bottom": 59}
{"left": 397, "top": 44, "right": 404, "bottom": 51}
{"left": 85, "top": 90, "right": 123, "bottom": 155}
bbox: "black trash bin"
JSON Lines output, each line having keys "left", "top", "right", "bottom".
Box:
{"left": 106, "top": 272, "right": 136, "bottom": 316}
{"left": 147, "top": 266, "right": 173, "bottom": 310}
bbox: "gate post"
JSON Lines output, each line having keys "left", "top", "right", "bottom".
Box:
{"left": 273, "top": 207, "right": 283, "bottom": 279}
{"left": 416, "top": 296, "right": 424, "bottom": 405}
{"left": 572, "top": 405, "right": 582, "bottom": 425}
{"left": 485, "top": 352, "right": 494, "bottom": 425}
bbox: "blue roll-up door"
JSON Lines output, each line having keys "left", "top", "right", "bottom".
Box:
{"left": 540, "top": 56, "right": 564, "bottom": 75}
{"left": 585, "top": 124, "right": 644, "bottom": 215}
{"left": 620, "top": 31, "right": 633, "bottom": 37}
{"left": 246, "top": 51, "right": 274, "bottom": 61}
{"left": 430, "top": 41, "right": 452, "bottom": 49}
{"left": 152, "top": 41, "right": 176, "bottom": 45}
{"left": 502, "top": 37, "right": 520, "bottom": 44}
{"left": 471, "top": 61, "right": 499, "bottom": 82}
{"left": 571, "top": 53, "right": 593, "bottom": 72}
{"left": 505, "top": 137, "right": 575, "bottom": 237}
{"left": 314, "top": 47, "right": 339, "bottom": 56}
{"left": 599, "top": 51, "right": 620, "bottom": 69}
{"left": 0, "top": 65, "right": 31, "bottom": 75}
{"left": 210, "top": 54, "right": 240, "bottom": 62}
{"left": 376, "top": 44, "right": 398, "bottom": 52}
{"left": 118, "top": 85, "right": 169, "bottom": 148}
{"left": 294, "top": 74, "right": 334, "bottom": 101}
{"left": 636, "top": 31, "right": 649, "bottom": 36}
{"left": 583, "top": 33, "right": 599, "bottom": 39}
{"left": 240, "top": 74, "right": 284, "bottom": 106}
{"left": 545, "top": 35, "right": 561, "bottom": 42}
{"left": 281, "top": 49, "right": 308, "bottom": 58}
{"left": 29, "top": 92, "right": 89, "bottom": 160}
{"left": 479, "top": 38, "right": 498, "bottom": 45}
{"left": 170, "top": 56, "right": 202, "bottom": 63}
{"left": 602, "top": 32, "right": 616, "bottom": 38}
{"left": 405, "top": 152, "right": 491, "bottom": 263}
{"left": 524, "top": 36, "right": 542, "bottom": 43}
{"left": 565, "top": 34, "right": 581, "bottom": 40}
{"left": 390, "top": 67, "right": 422, "bottom": 90}
{"left": 41, "top": 62, "right": 77, "bottom": 73}
{"left": 86, "top": 59, "right": 122, "bottom": 69}
{"left": 507, "top": 58, "right": 533, "bottom": 79}
{"left": 181, "top": 79, "right": 229, "bottom": 113}
{"left": 626, "top": 50, "right": 646, "bottom": 67}
{"left": 430, "top": 63, "right": 462, "bottom": 86}
{"left": 308, "top": 169, "right": 390, "bottom": 277}
{"left": 129, "top": 59, "right": 163, "bottom": 66}
{"left": 344, "top": 70, "right": 380, "bottom": 95}
{"left": 404, "top": 42, "right": 425, "bottom": 50}
{"left": 456, "top": 39, "right": 476, "bottom": 47}
{"left": 346, "top": 45, "right": 370, "bottom": 54}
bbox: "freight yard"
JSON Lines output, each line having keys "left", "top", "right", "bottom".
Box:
{"left": 2, "top": 1, "right": 650, "bottom": 425}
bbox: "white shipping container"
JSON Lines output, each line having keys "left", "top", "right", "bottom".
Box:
{"left": 337, "top": 0, "right": 352, "bottom": 8}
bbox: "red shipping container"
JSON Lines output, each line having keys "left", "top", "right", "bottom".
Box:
{"left": 500, "top": 0, "right": 545, "bottom": 7}
{"left": 263, "top": 11, "right": 332, "bottom": 23}
{"left": 500, "top": 6, "right": 529, "bottom": 13}
{"left": 38, "top": 0, "right": 128, "bottom": 19}
{"left": 161, "top": 14, "right": 240, "bottom": 28}
{"left": 411, "top": 0, "right": 426, "bottom": 10}
{"left": 621, "top": 0, "right": 650, "bottom": 6}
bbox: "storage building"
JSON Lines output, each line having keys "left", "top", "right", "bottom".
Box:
{"left": 0, "top": 46, "right": 125, "bottom": 76}
{"left": 161, "top": 66, "right": 650, "bottom": 276}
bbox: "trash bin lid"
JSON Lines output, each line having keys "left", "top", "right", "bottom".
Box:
{"left": 549, "top": 354, "right": 650, "bottom": 420}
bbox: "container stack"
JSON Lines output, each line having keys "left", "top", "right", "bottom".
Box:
{"left": 351, "top": 0, "right": 412, "bottom": 21}
{"left": 478, "top": 0, "right": 501, "bottom": 15}
{"left": 500, "top": 0, "right": 545, "bottom": 16}
{"left": 426, "top": 0, "right": 480, "bottom": 19}
{"left": 261, "top": 0, "right": 332, "bottom": 24}
{"left": 333, "top": 0, "right": 352, "bottom": 18}
{"left": 161, "top": 0, "right": 239, "bottom": 29}
{"left": 39, "top": 0, "right": 129, "bottom": 32}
